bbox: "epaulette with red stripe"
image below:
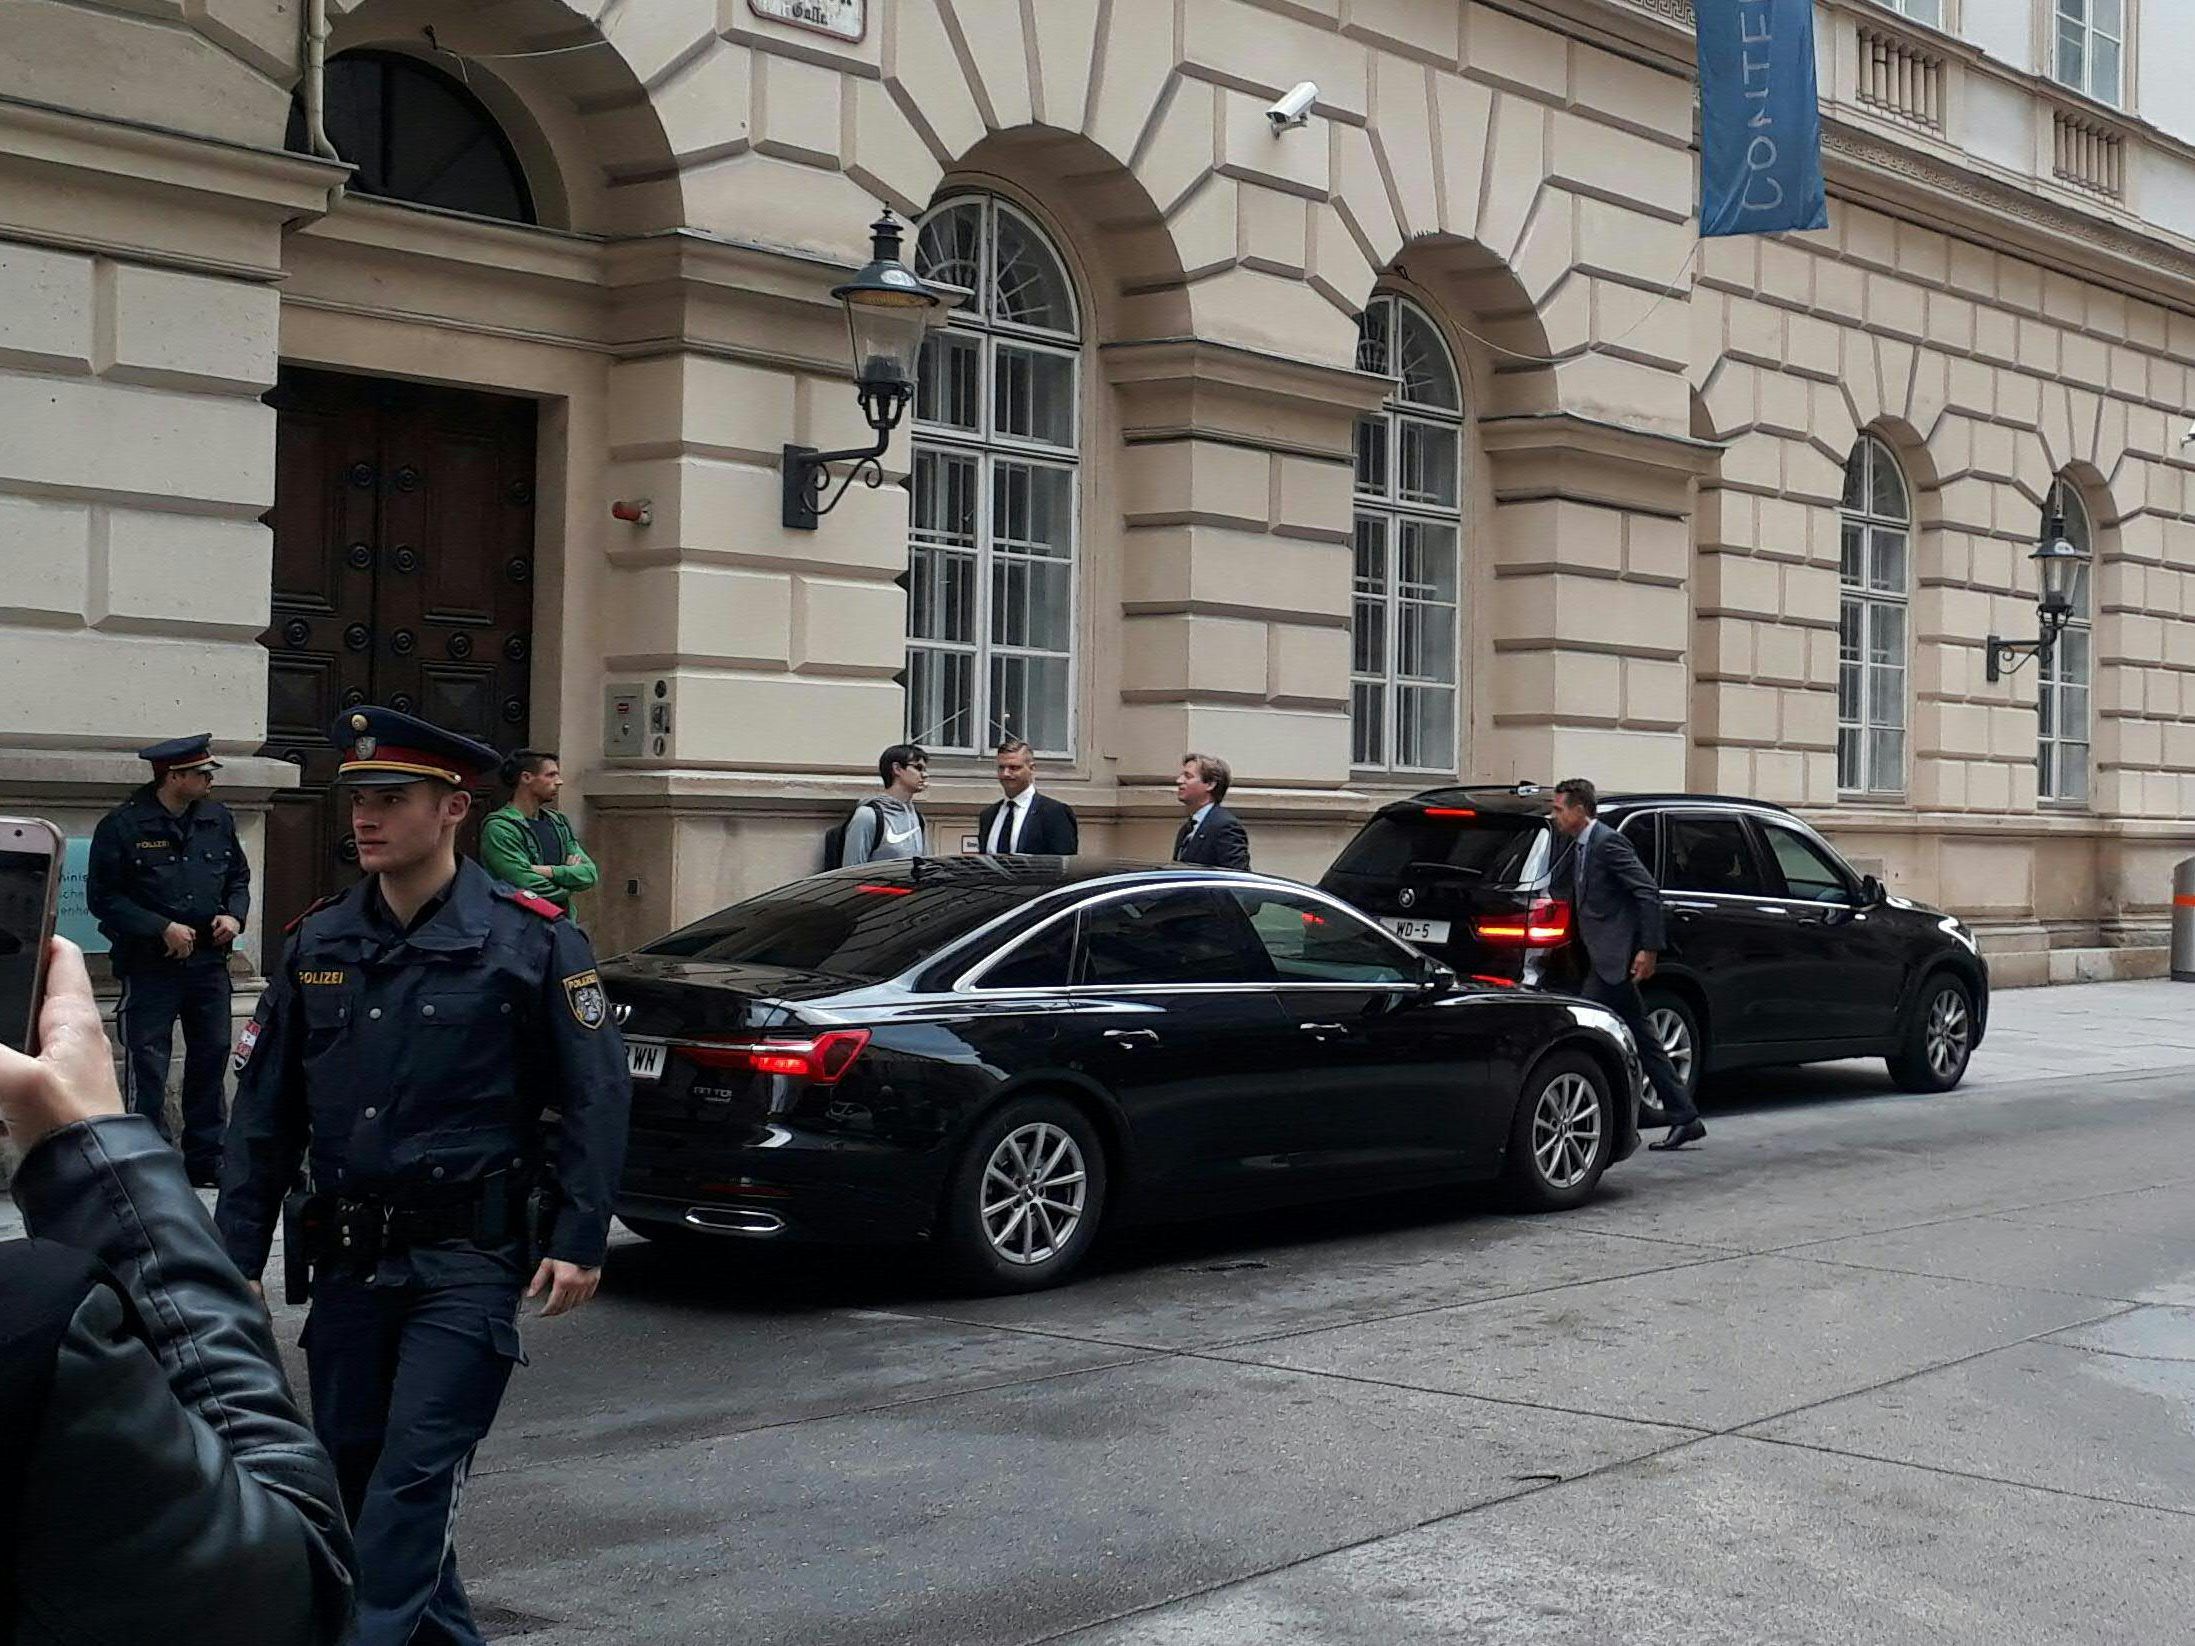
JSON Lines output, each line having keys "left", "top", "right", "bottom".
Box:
{"left": 500, "top": 887, "right": 565, "bottom": 920}
{"left": 284, "top": 893, "right": 344, "bottom": 935}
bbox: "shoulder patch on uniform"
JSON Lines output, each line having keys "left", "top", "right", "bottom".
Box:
{"left": 232, "top": 1017, "right": 262, "bottom": 1073}
{"left": 562, "top": 969, "right": 607, "bottom": 1029}
{"left": 284, "top": 892, "right": 343, "bottom": 935}
{"left": 507, "top": 888, "right": 565, "bottom": 920}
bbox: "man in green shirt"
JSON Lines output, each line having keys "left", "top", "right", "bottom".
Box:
{"left": 480, "top": 749, "right": 599, "bottom": 914}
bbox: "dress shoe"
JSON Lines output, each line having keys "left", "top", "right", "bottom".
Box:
{"left": 1648, "top": 1119, "right": 1706, "bottom": 1151}
{"left": 188, "top": 1167, "right": 223, "bottom": 1190}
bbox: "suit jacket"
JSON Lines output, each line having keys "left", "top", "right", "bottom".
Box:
{"left": 1551, "top": 821, "right": 1667, "bottom": 985}
{"left": 1173, "top": 804, "right": 1251, "bottom": 870}
{"left": 976, "top": 791, "right": 1080, "bottom": 855}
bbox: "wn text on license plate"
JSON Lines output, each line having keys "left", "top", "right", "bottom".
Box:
{"left": 626, "top": 1040, "right": 668, "bottom": 1081}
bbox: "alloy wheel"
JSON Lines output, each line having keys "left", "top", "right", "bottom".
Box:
{"left": 1646, "top": 1005, "right": 1695, "bottom": 1090}
{"left": 1532, "top": 1071, "right": 1604, "bottom": 1191}
{"left": 980, "top": 1122, "right": 1089, "bottom": 1266}
{"left": 1925, "top": 989, "right": 1971, "bottom": 1081}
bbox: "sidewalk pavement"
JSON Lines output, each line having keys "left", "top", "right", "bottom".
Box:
{"left": 8, "top": 977, "right": 2192, "bottom": 1243}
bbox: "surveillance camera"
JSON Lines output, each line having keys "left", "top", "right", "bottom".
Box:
{"left": 2183, "top": 418, "right": 2195, "bottom": 444}
{"left": 1266, "top": 81, "right": 1317, "bottom": 131}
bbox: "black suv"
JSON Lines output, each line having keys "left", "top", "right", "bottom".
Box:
{"left": 1320, "top": 786, "right": 1990, "bottom": 1120}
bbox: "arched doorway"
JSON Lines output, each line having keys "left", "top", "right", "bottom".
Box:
{"left": 262, "top": 51, "right": 543, "bottom": 929}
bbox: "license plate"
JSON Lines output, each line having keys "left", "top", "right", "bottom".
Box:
{"left": 626, "top": 1040, "right": 668, "bottom": 1082}
{"left": 1380, "top": 916, "right": 1451, "bottom": 944}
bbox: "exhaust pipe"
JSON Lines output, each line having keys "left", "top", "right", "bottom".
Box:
{"left": 682, "top": 1207, "right": 786, "bottom": 1237}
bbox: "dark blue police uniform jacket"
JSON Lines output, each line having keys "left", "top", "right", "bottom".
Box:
{"left": 87, "top": 790, "right": 250, "bottom": 974}
{"left": 217, "top": 858, "right": 631, "bottom": 1288}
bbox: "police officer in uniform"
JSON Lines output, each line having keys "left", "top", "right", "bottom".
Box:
{"left": 217, "top": 708, "right": 630, "bottom": 1646}
{"left": 87, "top": 732, "right": 249, "bottom": 1185}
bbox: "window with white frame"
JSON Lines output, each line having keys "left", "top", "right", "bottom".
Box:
{"left": 1838, "top": 436, "right": 1910, "bottom": 796}
{"left": 2053, "top": 0, "right": 2125, "bottom": 107}
{"left": 905, "top": 196, "right": 1080, "bottom": 756}
{"left": 2038, "top": 482, "right": 2093, "bottom": 804}
{"left": 1351, "top": 294, "right": 1463, "bottom": 772}
{"left": 1877, "top": 0, "right": 1943, "bottom": 27}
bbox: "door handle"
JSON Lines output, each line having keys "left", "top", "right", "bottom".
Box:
{"left": 1103, "top": 1028, "right": 1160, "bottom": 1049}
{"left": 1298, "top": 1021, "right": 1351, "bottom": 1041}
{"left": 1667, "top": 900, "right": 1716, "bottom": 915}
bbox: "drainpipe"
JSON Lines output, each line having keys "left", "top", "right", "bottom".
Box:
{"left": 301, "top": 0, "right": 344, "bottom": 198}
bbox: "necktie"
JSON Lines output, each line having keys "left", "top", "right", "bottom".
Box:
{"left": 1175, "top": 816, "right": 1196, "bottom": 858}
{"left": 1576, "top": 826, "right": 1591, "bottom": 890}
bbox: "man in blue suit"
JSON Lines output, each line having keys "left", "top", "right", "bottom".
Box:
{"left": 1550, "top": 777, "right": 1704, "bottom": 1150}
{"left": 1172, "top": 753, "right": 1250, "bottom": 870}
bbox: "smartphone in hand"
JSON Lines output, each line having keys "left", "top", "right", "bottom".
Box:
{"left": 0, "top": 818, "right": 65, "bottom": 1055}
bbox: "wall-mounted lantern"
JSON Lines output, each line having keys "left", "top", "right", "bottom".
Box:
{"left": 781, "top": 210, "right": 943, "bottom": 530}
{"left": 1986, "top": 498, "right": 2086, "bottom": 682}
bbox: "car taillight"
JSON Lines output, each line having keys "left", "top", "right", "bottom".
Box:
{"left": 675, "top": 1029, "right": 872, "bottom": 1083}
{"left": 1473, "top": 898, "right": 1572, "bottom": 947}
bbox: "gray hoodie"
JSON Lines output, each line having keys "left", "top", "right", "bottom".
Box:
{"left": 843, "top": 795, "right": 925, "bottom": 863}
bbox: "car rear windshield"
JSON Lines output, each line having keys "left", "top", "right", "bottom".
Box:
{"left": 1329, "top": 809, "right": 1550, "bottom": 886}
{"left": 640, "top": 873, "right": 1041, "bottom": 980}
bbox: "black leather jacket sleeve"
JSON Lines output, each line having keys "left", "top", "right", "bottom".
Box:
{"left": 10, "top": 1115, "right": 355, "bottom": 1646}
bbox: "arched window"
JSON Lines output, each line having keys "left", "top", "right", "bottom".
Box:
{"left": 905, "top": 196, "right": 1080, "bottom": 755}
{"left": 1351, "top": 295, "right": 1463, "bottom": 771}
{"left": 2039, "top": 482, "right": 2093, "bottom": 805}
{"left": 289, "top": 50, "right": 535, "bottom": 225}
{"left": 1838, "top": 435, "right": 1910, "bottom": 795}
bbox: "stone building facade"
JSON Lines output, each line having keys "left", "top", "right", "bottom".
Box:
{"left": 2, "top": 0, "right": 2192, "bottom": 991}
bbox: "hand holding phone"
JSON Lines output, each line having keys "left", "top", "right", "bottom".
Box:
{"left": 0, "top": 936, "right": 123, "bottom": 1152}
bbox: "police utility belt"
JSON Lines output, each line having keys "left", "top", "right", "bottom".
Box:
{"left": 281, "top": 1171, "right": 544, "bottom": 1298}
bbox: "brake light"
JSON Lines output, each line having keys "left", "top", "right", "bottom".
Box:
{"left": 1469, "top": 974, "right": 1519, "bottom": 988}
{"left": 675, "top": 1029, "right": 872, "bottom": 1083}
{"left": 857, "top": 883, "right": 913, "bottom": 897}
{"left": 1422, "top": 807, "right": 1478, "bottom": 818}
{"left": 1473, "top": 898, "right": 1572, "bottom": 947}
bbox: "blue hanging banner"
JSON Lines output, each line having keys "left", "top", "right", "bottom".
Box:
{"left": 1696, "top": 0, "right": 1828, "bottom": 238}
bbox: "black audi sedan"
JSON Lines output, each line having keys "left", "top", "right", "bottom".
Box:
{"left": 1320, "top": 786, "right": 1991, "bottom": 1123}
{"left": 603, "top": 858, "right": 1643, "bottom": 1292}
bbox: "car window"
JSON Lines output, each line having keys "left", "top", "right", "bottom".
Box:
{"left": 1760, "top": 823, "right": 1853, "bottom": 904}
{"left": 1075, "top": 890, "right": 1275, "bottom": 986}
{"left": 1617, "top": 812, "right": 1661, "bottom": 879}
{"left": 1232, "top": 889, "right": 1418, "bottom": 985}
{"left": 976, "top": 913, "right": 1077, "bottom": 988}
{"left": 642, "top": 873, "right": 1040, "bottom": 980}
{"left": 1662, "top": 815, "right": 1768, "bottom": 897}
{"left": 1327, "top": 809, "right": 1549, "bottom": 885}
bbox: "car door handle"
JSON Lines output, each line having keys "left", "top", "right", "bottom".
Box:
{"left": 1298, "top": 1021, "right": 1351, "bottom": 1041}
{"left": 1667, "top": 900, "right": 1716, "bottom": 915}
{"left": 1103, "top": 1028, "right": 1160, "bottom": 1049}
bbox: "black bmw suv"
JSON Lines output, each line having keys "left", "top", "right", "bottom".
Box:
{"left": 1320, "top": 786, "right": 1990, "bottom": 1119}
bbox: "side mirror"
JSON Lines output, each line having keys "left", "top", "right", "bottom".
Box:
{"left": 1859, "top": 874, "right": 1884, "bottom": 907}
{"left": 1421, "top": 961, "right": 1460, "bottom": 994}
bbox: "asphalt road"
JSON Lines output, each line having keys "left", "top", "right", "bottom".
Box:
{"left": 18, "top": 982, "right": 2166, "bottom": 1643}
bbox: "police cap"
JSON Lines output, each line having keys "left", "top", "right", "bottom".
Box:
{"left": 329, "top": 707, "right": 500, "bottom": 788}
{"left": 139, "top": 733, "right": 221, "bottom": 776}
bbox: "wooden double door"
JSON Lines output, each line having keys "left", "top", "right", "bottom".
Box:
{"left": 261, "top": 367, "right": 539, "bottom": 932}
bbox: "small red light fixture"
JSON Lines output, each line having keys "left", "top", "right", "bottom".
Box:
{"left": 611, "top": 498, "right": 653, "bottom": 525}
{"left": 857, "top": 882, "right": 914, "bottom": 897}
{"left": 1422, "top": 807, "right": 1478, "bottom": 818}
{"left": 674, "top": 1029, "right": 872, "bottom": 1083}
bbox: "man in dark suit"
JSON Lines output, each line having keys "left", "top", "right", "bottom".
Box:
{"left": 1172, "top": 752, "right": 1251, "bottom": 870}
{"left": 977, "top": 739, "right": 1079, "bottom": 856}
{"left": 1550, "top": 777, "right": 1703, "bottom": 1150}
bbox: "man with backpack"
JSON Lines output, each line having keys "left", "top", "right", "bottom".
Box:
{"left": 829, "top": 744, "right": 929, "bottom": 867}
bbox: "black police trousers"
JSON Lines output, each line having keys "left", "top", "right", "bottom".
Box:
{"left": 304, "top": 1275, "right": 527, "bottom": 1646}
{"left": 114, "top": 963, "right": 232, "bottom": 1175}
